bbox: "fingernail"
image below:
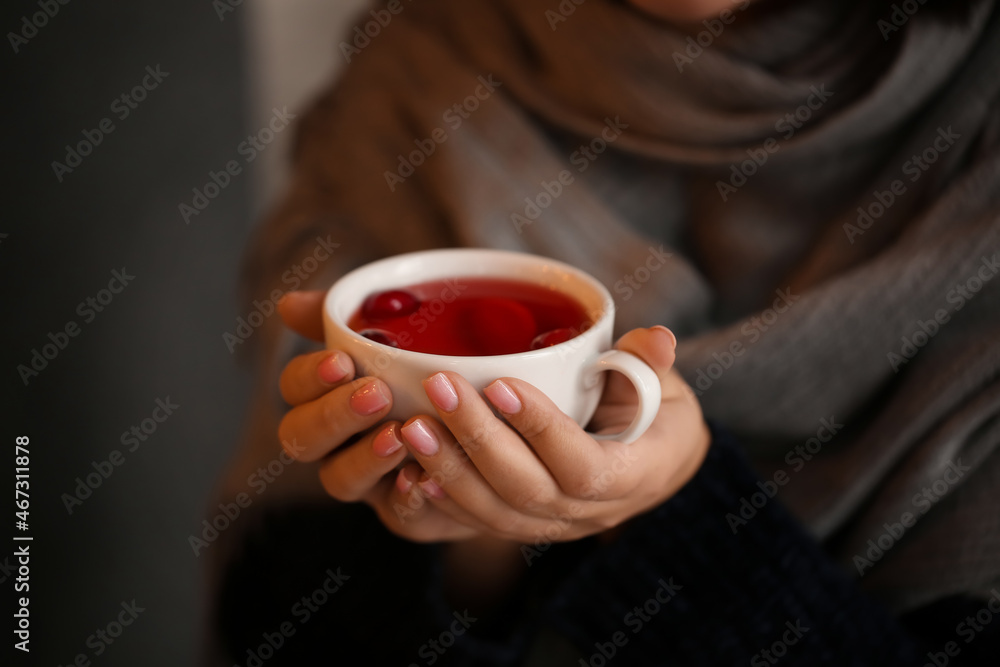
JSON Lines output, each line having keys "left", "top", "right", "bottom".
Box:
{"left": 419, "top": 474, "right": 446, "bottom": 499}
{"left": 395, "top": 468, "right": 415, "bottom": 494}
{"left": 350, "top": 380, "right": 390, "bottom": 416}
{"left": 401, "top": 419, "right": 439, "bottom": 457}
{"left": 485, "top": 380, "right": 522, "bottom": 414}
{"left": 318, "top": 353, "right": 349, "bottom": 384}
{"left": 423, "top": 372, "right": 459, "bottom": 412}
{"left": 650, "top": 325, "right": 677, "bottom": 348}
{"left": 372, "top": 423, "right": 403, "bottom": 458}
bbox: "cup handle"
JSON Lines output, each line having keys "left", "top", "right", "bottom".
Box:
{"left": 582, "top": 350, "right": 661, "bottom": 444}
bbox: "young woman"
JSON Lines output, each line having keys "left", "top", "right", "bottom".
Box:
{"left": 212, "top": 0, "right": 1000, "bottom": 663}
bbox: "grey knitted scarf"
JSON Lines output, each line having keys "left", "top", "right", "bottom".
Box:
{"left": 235, "top": 0, "right": 1000, "bottom": 612}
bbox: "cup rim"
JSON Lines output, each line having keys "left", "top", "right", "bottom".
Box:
{"left": 323, "top": 248, "right": 614, "bottom": 361}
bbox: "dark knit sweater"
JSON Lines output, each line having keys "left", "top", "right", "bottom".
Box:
{"left": 214, "top": 425, "right": 998, "bottom": 666}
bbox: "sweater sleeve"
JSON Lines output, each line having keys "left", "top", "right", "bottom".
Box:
{"left": 541, "top": 423, "right": 924, "bottom": 666}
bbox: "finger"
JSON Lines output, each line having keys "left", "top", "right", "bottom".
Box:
{"left": 279, "top": 350, "right": 356, "bottom": 406}
{"left": 278, "top": 377, "right": 392, "bottom": 462}
{"left": 416, "top": 466, "right": 613, "bottom": 543}
{"left": 419, "top": 372, "right": 561, "bottom": 514}
{"left": 484, "top": 377, "right": 640, "bottom": 500}
{"left": 278, "top": 290, "right": 326, "bottom": 341}
{"left": 369, "top": 464, "right": 480, "bottom": 542}
{"left": 412, "top": 471, "right": 496, "bottom": 534}
{"left": 399, "top": 415, "right": 549, "bottom": 535}
{"left": 317, "top": 422, "right": 407, "bottom": 502}
{"left": 604, "top": 326, "right": 677, "bottom": 402}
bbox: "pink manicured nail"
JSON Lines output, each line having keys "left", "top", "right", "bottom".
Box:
{"left": 350, "top": 380, "right": 390, "bottom": 416}
{"left": 318, "top": 353, "right": 349, "bottom": 384}
{"left": 395, "top": 468, "right": 415, "bottom": 494}
{"left": 401, "top": 419, "right": 439, "bottom": 457}
{"left": 485, "top": 380, "right": 522, "bottom": 414}
{"left": 419, "top": 475, "right": 446, "bottom": 499}
{"left": 424, "top": 372, "right": 459, "bottom": 412}
{"left": 372, "top": 424, "right": 403, "bottom": 458}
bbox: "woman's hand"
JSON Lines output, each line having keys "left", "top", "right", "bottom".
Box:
{"left": 277, "top": 291, "right": 710, "bottom": 544}
{"left": 276, "top": 291, "right": 479, "bottom": 541}
{"left": 393, "top": 325, "right": 710, "bottom": 544}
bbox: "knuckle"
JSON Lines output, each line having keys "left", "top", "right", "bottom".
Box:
{"left": 455, "top": 420, "right": 496, "bottom": 456}
{"left": 565, "top": 461, "right": 605, "bottom": 498}
{"left": 514, "top": 412, "right": 551, "bottom": 441}
{"left": 320, "top": 390, "right": 353, "bottom": 435}
{"left": 517, "top": 408, "right": 572, "bottom": 442}
{"left": 512, "top": 485, "right": 557, "bottom": 513}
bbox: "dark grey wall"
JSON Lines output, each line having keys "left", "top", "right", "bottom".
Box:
{"left": 3, "top": 1, "right": 255, "bottom": 663}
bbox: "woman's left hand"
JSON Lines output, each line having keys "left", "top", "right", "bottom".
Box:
{"left": 389, "top": 326, "right": 710, "bottom": 544}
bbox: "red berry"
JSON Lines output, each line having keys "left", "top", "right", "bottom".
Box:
{"left": 530, "top": 328, "right": 575, "bottom": 350}
{"left": 464, "top": 298, "right": 536, "bottom": 355}
{"left": 361, "top": 289, "right": 419, "bottom": 321}
{"left": 360, "top": 329, "right": 399, "bottom": 347}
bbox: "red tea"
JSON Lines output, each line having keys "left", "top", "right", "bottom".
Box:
{"left": 348, "top": 277, "right": 593, "bottom": 356}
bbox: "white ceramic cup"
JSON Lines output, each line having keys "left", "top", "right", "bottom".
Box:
{"left": 322, "top": 249, "right": 661, "bottom": 444}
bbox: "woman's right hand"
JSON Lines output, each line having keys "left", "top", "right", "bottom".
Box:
{"left": 276, "top": 290, "right": 480, "bottom": 541}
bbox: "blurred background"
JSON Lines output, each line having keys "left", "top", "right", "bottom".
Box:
{"left": 2, "top": 0, "right": 367, "bottom": 662}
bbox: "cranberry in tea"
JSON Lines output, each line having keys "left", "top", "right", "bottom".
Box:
{"left": 349, "top": 278, "right": 592, "bottom": 356}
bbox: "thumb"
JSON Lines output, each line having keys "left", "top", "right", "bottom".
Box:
{"left": 605, "top": 326, "right": 677, "bottom": 399}
{"left": 277, "top": 290, "right": 327, "bottom": 341}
